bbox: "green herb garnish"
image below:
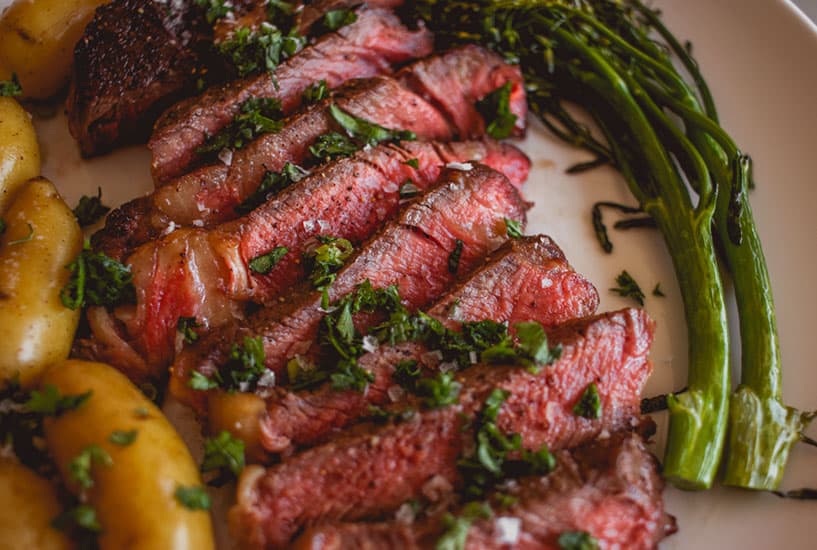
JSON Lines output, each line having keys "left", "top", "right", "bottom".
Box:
{"left": 177, "top": 316, "right": 201, "bottom": 344}
{"left": 590, "top": 202, "right": 644, "bottom": 253}
{"left": 201, "top": 430, "right": 245, "bottom": 479}
{"left": 60, "top": 243, "right": 135, "bottom": 310}
{"left": 417, "top": 371, "right": 462, "bottom": 409}
{"left": 24, "top": 385, "right": 92, "bottom": 416}
{"left": 69, "top": 445, "right": 113, "bottom": 490}
{"left": 174, "top": 486, "right": 211, "bottom": 510}
{"left": 504, "top": 217, "right": 523, "bottom": 239}
{"left": 558, "top": 531, "right": 600, "bottom": 550}
{"left": 436, "top": 501, "right": 492, "bottom": 550}
{"left": 610, "top": 270, "right": 645, "bottom": 306}
{"left": 236, "top": 162, "right": 307, "bottom": 215}
{"left": 249, "top": 246, "right": 289, "bottom": 274}
{"left": 447, "top": 239, "right": 464, "bottom": 275}
{"left": 573, "top": 383, "right": 601, "bottom": 419}
{"left": 309, "top": 131, "right": 359, "bottom": 160}
{"left": 476, "top": 82, "right": 517, "bottom": 139}
{"left": 218, "top": 23, "right": 306, "bottom": 78}
{"left": 303, "top": 79, "right": 329, "bottom": 104}
{"left": 403, "top": 158, "right": 420, "bottom": 169}
{"left": 304, "top": 235, "right": 354, "bottom": 290}
{"left": 198, "top": 97, "right": 283, "bottom": 156}
{"left": 108, "top": 429, "right": 138, "bottom": 446}
{"left": 194, "top": 0, "right": 231, "bottom": 24}
{"left": 52, "top": 503, "right": 102, "bottom": 533}
{"left": 321, "top": 9, "right": 358, "bottom": 32}
{"left": 188, "top": 371, "right": 220, "bottom": 391}
{"left": 0, "top": 73, "right": 22, "bottom": 97}
{"left": 329, "top": 104, "right": 416, "bottom": 147}
{"left": 72, "top": 187, "right": 110, "bottom": 227}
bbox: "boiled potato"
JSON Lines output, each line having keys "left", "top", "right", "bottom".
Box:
{"left": 0, "top": 459, "right": 73, "bottom": 550}
{"left": 208, "top": 391, "right": 268, "bottom": 463}
{"left": 0, "top": 96, "right": 40, "bottom": 213}
{"left": 0, "top": 178, "right": 82, "bottom": 387}
{"left": 41, "top": 360, "right": 215, "bottom": 550}
{"left": 0, "top": 0, "right": 109, "bottom": 99}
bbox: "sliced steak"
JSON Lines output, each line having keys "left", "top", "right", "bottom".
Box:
{"left": 170, "top": 164, "right": 527, "bottom": 409}
{"left": 93, "top": 45, "right": 527, "bottom": 260}
{"left": 85, "top": 141, "right": 528, "bottom": 383}
{"left": 150, "top": 6, "right": 433, "bottom": 183}
{"left": 292, "top": 433, "right": 676, "bottom": 550}
{"left": 67, "top": 0, "right": 213, "bottom": 156}
{"left": 229, "top": 308, "right": 655, "bottom": 548}
{"left": 256, "top": 235, "right": 600, "bottom": 455}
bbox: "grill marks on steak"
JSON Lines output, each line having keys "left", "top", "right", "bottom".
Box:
{"left": 257, "top": 235, "right": 600, "bottom": 455}
{"left": 229, "top": 308, "right": 655, "bottom": 548}
{"left": 149, "top": 6, "right": 433, "bottom": 183}
{"left": 93, "top": 45, "right": 527, "bottom": 261}
{"left": 169, "top": 165, "right": 527, "bottom": 410}
{"left": 97, "top": 141, "right": 527, "bottom": 380}
{"left": 292, "top": 433, "right": 675, "bottom": 550}
{"left": 67, "top": 0, "right": 213, "bottom": 156}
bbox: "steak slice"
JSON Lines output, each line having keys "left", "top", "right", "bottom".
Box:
{"left": 93, "top": 45, "right": 526, "bottom": 260}
{"left": 292, "top": 433, "right": 676, "bottom": 550}
{"left": 149, "top": 6, "right": 433, "bottom": 183}
{"left": 256, "top": 235, "right": 600, "bottom": 455}
{"left": 229, "top": 308, "right": 655, "bottom": 548}
{"left": 67, "top": 0, "right": 213, "bottom": 156}
{"left": 169, "top": 164, "right": 527, "bottom": 410}
{"left": 85, "top": 141, "right": 528, "bottom": 383}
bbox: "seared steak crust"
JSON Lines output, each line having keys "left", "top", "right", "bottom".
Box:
{"left": 229, "top": 308, "right": 655, "bottom": 548}
{"left": 257, "top": 235, "right": 600, "bottom": 455}
{"left": 293, "top": 433, "right": 675, "bottom": 550}
{"left": 149, "top": 6, "right": 433, "bottom": 183}
{"left": 169, "top": 165, "right": 527, "bottom": 410}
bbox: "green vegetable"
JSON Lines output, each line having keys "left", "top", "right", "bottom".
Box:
{"left": 174, "top": 486, "right": 211, "bottom": 510}
{"left": 558, "top": 530, "right": 599, "bottom": 550}
{"left": 193, "top": 0, "right": 231, "bottom": 24}
{"left": 303, "top": 235, "right": 354, "bottom": 290}
{"left": 201, "top": 430, "right": 245, "bottom": 479}
{"left": 60, "top": 243, "right": 136, "bottom": 310}
{"left": 476, "top": 82, "right": 517, "bottom": 139}
{"left": 309, "top": 131, "right": 358, "bottom": 160}
{"left": 321, "top": 9, "right": 358, "bottom": 32}
{"left": 24, "top": 385, "right": 91, "bottom": 416}
{"left": 177, "top": 317, "right": 201, "bottom": 344}
{"left": 72, "top": 188, "right": 110, "bottom": 227}
{"left": 447, "top": 239, "right": 464, "bottom": 274}
{"left": 591, "top": 201, "right": 643, "bottom": 253}
{"left": 108, "top": 429, "right": 138, "bottom": 446}
{"left": 69, "top": 445, "right": 113, "bottom": 490}
{"left": 302, "top": 80, "right": 329, "bottom": 104}
{"left": 504, "top": 217, "right": 523, "bottom": 238}
{"left": 218, "top": 23, "right": 306, "bottom": 78}
{"left": 0, "top": 73, "right": 22, "bottom": 97}
{"left": 236, "top": 162, "right": 308, "bottom": 215}
{"left": 249, "top": 246, "right": 289, "bottom": 274}
{"left": 198, "top": 97, "right": 283, "bottom": 157}
{"left": 573, "top": 383, "right": 601, "bottom": 419}
{"left": 610, "top": 270, "right": 645, "bottom": 306}
{"left": 436, "top": 501, "right": 492, "bottom": 550}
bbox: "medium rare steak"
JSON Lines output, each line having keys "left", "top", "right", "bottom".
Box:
{"left": 229, "top": 308, "right": 655, "bottom": 548}
{"left": 257, "top": 235, "right": 600, "bottom": 455}
{"left": 93, "top": 45, "right": 527, "bottom": 260}
{"left": 67, "top": 0, "right": 213, "bottom": 156}
{"left": 169, "top": 165, "right": 527, "bottom": 410}
{"left": 292, "top": 433, "right": 675, "bottom": 550}
{"left": 149, "top": 6, "right": 433, "bottom": 183}
{"left": 84, "top": 141, "right": 528, "bottom": 383}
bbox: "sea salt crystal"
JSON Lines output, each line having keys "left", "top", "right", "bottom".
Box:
{"left": 219, "top": 148, "right": 233, "bottom": 166}
{"left": 540, "top": 277, "right": 553, "bottom": 288}
{"left": 495, "top": 517, "right": 522, "bottom": 545}
{"left": 362, "top": 335, "right": 379, "bottom": 353}
{"left": 395, "top": 502, "right": 417, "bottom": 524}
{"left": 446, "top": 162, "right": 473, "bottom": 171}
{"left": 387, "top": 385, "right": 405, "bottom": 403}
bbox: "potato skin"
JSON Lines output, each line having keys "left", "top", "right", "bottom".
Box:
{"left": 0, "top": 0, "right": 108, "bottom": 99}
{"left": 41, "top": 360, "right": 215, "bottom": 550}
{"left": 0, "top": 460, "right": 73, "bottom": 550}
{"left": 0, "top": 97, "right": 40, "bottom": 213}
{"left": 0, "top": 178, "right": 82, "bottom": 387}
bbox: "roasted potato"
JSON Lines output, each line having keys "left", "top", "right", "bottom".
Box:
{"left": 0, "top": 96, "right": 40, "bottom": 213}
{"left": 208, "top": 391, "right": 268, "bottom": 464}
{"left": 0, "top": 178, "right": 82, "bottom": 387}
{"left": 0, "top": 459, "right": 73, "bottom": 550}
{"left": 0, "top": 0, "right": 108, "bottom": 99}
{"left": 41, "top": 360, "right": 215, "bottom": 550}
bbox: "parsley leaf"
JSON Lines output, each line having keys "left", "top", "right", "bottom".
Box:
{"left": 218, "top": 23, "right": 306, "bottom": 78}
{"left": 249, "top": 246, "right": 288, "bottom": 274}
{"left": 303, "top": 235, "right": 354, "bottom": 290}
{"left": 108, "top": 429, "right": 138, "bottom": 446}
{"left": 417, "top": 371, "right": 461, "bottom": 409}
{"left": 330, "top": 359, "right": 375, "bottom": 391}
{"left": 52, "top": 503, "right": 102, "bottom": 534}
{"left": 321, "top": 9, "right": 358, "bottom": 31}
{"left": 504, "top": 217, "right": 523, "bottom": 238}
{"left": 514, "top": 321, "right": 562, "bottom": 370}
{"left": 24, "top": 385, "right": 92, "bottom": 416}
{"left": 194, "top": 0, "right": 231, "bottom": 24}
{"left": 177, "top": 317, "right": 201, "bottom": 344}
{"left": 198, "top": 97, "right": 283, "bottom": 156}
{"left": 393, "top": 359, "right": 421, "bottom": 391}
{"left": 329, "top": 104, "right": 416, "bottom": 147}
{"left": 225, "top": 336, "right": 267, "bottom": 391}
{"left": 437, "top": 501, "right": 492, "bottom": 550}
{"left": 403, "top": 157, "right": 420, "bottom": 169}
{"left": 201, "top": 430, "right": 245, "bottom": 479}
{"left": 189, "top": 371, "right": 220, "bottom": 391}
{"left": 309, "top": 131, "right": 359, "bottom": 160}
{"left": 610, "top": 270, "right": 645, "bottom": 305}
{"left": 558, "top": 531, "right": 600, "bottom": 550}
{"left": 303, "top": 80, "right": 329, "bottom": 104}
{"left": 60, "top": 243, "right": 136, "bottom": 310}
{"left": 447, "top": 239, "right": 464, "bottom": 275}
{"left": 72, "top": 188, "right": 110, "bottom": 227}
{"left": 69, "top": 445, "right": 113, "bottom": 490}
{"left": 476, "top": 82, "right": 517, "bottom": 139}
{"left": 236, "top": 162, "right": 308, "bottom": 215}
{"left": 174, "top": 486, "right": 211, "bottom": 510}
{"left": 573, "top": 383, "right": 601, "bottom": 419}
{"left": 0, "top": 73, "right": 22, "bottom": 97}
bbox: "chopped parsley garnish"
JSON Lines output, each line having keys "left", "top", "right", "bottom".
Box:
{"left": 610, "top": 270, "right": 645, "bottom": 306}
{"left": 513, "top": 321, "right": 561, "bottom": 371}
{"left": 174, "top": 486, "right": 211, "bottom": 510}
{"left": 249, "top": 246, "right": 289, "bottom": 274}
{"left": 72, "top": 187, "right": 110, "bottom": 227}
{"left": 417, "top": 371, "right": 462, "bottom": 409}
{"left": 218, "top": 22, "right": 306, "bottom": 78}
{"left": 190, "top": 336, "right": 268, "bottom": 392}
{"left": 393, "top": 359, "right": 421, "bottom": 391}
{"left": 321, "top": 9, "right": 358, "bottom": 32}
{"left": 69, "top": 445, "right": 113, "bottom": 490}
{"left": 330, "top": 361, "right": 375, "bottom": 392}
{"left": 7, "top": 223, "right": 33, "bottom": 246}
{"left": 436, "top": 501, "right": 492, "bottom": 550}
{"left": 201, "top": 430, "right": 245, "bottom": 481}
{"left": 303, "top": 79, "right": 329, "bottom": 104}
{"left": 476, "top": 82, "right": 517, "bottom": 139}
{"left": 194, "top": 0, "right": 231, "bottom": 24}
{"left": 236, "top": 162, "right": 308, "bottom": 215}
{"left": 198, "top": 97, "right": 283, "bottom": 157}
{"left": 108, "top": 429, "right": 138, "bottom": 446}
{"left": 60, "top": 243, "right": 136, "bottom": 310}
{"left": 0, "top": 73, "right": 22, "bottom": 97}
{"left": 558, "top": 530, "right": 600, "bottom": 550}
{"left": 573, "top": 383, "right": 601, "bottom": 419}
{"left": 309, "top": 131, "right": 358, "bottom": 160}
{"left": 504, "top": 217, "right": 523, "bottom": 238}
{"left": 448, "top": 239, "right": 464, "bottom": 274}
{"left": 188, "top": 371, "right": 220, "bottom": 391}
{"left": 52, "top": 503, "right": 102, "bottom": 534}
{"left": 399, "top": 180, "right": 421, "bottom": 200}
{"left": 177, "top": 316, "right": 201, "bottom": 344}
{"left": 403, "top": 157, "right": 420, "bottom": 169}
{"left": 653, "top": 283, "right": 665, "bottom": 297}
{"left": 303, "top": 235, "right": 354, "bottom": 290}
{"left": 24, "top": 385, "right": 92, "bottom": 416}
{"left": 329, "top": 104, "right": 417, "bottom": 147}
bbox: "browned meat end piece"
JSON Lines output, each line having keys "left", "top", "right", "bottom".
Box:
{"left": 256, "top": 235, "right": 600, "bottom": 455}
{"left": 292, "top": 432, "right": 676, "bottom": 550}
{"left": 169, "top": 164, "right": 527, "bottom": 411}
{"left": 229, "top": 308, "right": 655, "bottom": 548}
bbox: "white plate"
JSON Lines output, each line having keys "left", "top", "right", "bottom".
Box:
{"left": 7, "top": 0, "right": 817, "bottom": 547}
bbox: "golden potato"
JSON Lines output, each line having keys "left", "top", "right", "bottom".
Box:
{"left": 0, "top": 96, "right": 40, "bottom": 213}
{"left": 0, "top": 0, "right": 109, "bottom": 99}
{"left": 208, "top": 391, "right": 268, "bottom": 464}
{"left": 41, "top": 360, "right": 215, "bottom": 550}
{"left": 0, "top": 178, "right": 82, "bottom": 387}
{"left": 0, "top": 459, "right": 73, "bottom": 550}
